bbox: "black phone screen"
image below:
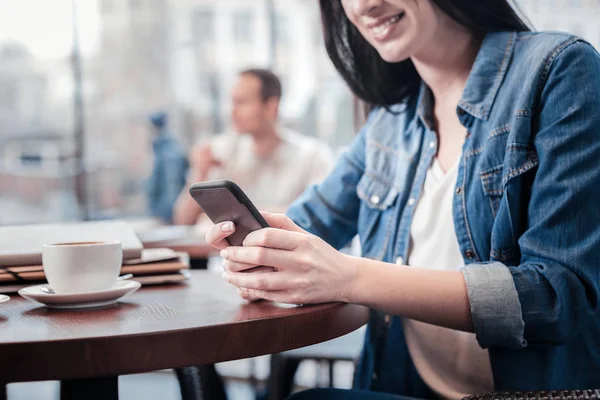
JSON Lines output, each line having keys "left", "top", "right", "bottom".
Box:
{"left": 189, "top": 180, "right": 269, "bottom": 247}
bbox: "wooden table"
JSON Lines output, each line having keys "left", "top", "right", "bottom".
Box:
{"left": 0, "top": 271, "right": 368, "bottom": 400}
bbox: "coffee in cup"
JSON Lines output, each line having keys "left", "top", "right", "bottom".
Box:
{"left": 42, "top": 241, "right": 122, "bottom": 294}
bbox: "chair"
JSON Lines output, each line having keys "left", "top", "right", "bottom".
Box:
{"left": 265, "top": 327, "right": 365, "bottom": 400}
{"left": 463, "top": 389, "right": 600, "bottom": 400}
{"left": 175, "top": 367, "right": 203, "bottom": 400}
{"left": 175, "top": 364, "right": 229, "bottom": 400}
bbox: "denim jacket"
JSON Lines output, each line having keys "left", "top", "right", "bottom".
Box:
{"left": 287, "top": 32, "right": 600, "bottom": 394}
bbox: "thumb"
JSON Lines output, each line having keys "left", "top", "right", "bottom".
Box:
{"left": 260, "top": 212, "right": 306, "bottom": 233}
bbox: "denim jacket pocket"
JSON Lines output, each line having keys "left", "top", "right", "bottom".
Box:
{"left": 480, "top": 164, "right": 504, "bottom": 217}
{"left": 503, "top": 144, "right": 539, "bottom": 184}
{"left": 480, "top": 144, "right": 539, "bottom": 264}
{"left": 356, "top": 174, "right": 400, "bottom": 260}
{"left": 357, "top": 173, "right": 400, "bottom": 211}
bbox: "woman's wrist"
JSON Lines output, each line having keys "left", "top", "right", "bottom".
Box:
{"left": 339, "top": 254, "right": 362, "bottom": 304}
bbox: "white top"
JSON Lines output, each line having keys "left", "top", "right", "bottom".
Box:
{"left": 403, "top": 159, "right": 494, "bottom": 400}
{"left": 206, "top": 129, "right": 335, "bottom": 211}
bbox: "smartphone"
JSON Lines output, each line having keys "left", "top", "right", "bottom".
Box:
{"left": 188, "top": 180, "right": 269, "bottom": 246}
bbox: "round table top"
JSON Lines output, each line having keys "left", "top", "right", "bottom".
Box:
{"left": 0, "top": 271, "right": 368, "bottom": 383}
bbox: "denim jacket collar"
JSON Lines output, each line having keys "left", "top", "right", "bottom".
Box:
{"left": 415, "top": 32, "right": 517, "bottom": 125}
{"left": 459, "top": 31, "right": 517, "bottom": 120}
{"left": 416, "top": 84, "right": 435, "bottom": 131}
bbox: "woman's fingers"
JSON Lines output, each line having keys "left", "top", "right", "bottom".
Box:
{"left": 221, "top": 246, "right": 301, "bottom": 271}
{"left": 223, "top": 270, "right": 304, "bottom": 292}
{"left": 205, "top": 221, "right": 235, "bottom": 250}
{"left": 237, "top": 288, "right": 264, "bottom": 302}
{"left": 223, "top": 261, "right": 275, "bottom": 274}
{"left": 222, "top": 260, "right": 257, "bottom": 272}
{"left": 243, "top": 228, "right": 301, "bottom": 250}
{"left": 238, "top": 288, "right": 303, "bottom": 305}
{"left": 260, "top": 212, "right": 306, "bottom": 233}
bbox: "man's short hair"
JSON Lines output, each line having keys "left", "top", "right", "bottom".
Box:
{"left": 239, "top": 68, "right": 282, "bottom": 102}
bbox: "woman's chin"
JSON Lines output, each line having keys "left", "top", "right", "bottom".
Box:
{"left": 376, "top": 46, "right": 411, "bottom": 64}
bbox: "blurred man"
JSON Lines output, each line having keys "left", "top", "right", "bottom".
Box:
{"left": 174, "top": 68, "right": 334, "bottom": 225}
{"left": 146, "top": 111, "right": 189, "bottom": 223}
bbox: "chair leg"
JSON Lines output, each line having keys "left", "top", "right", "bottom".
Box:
{"left": 196, "top": 364, "right": 228, "bottom": 400}
{"left": 175, "top": 367, "right": 202, "bottom": 400}
{"left": 267, "top": 354, "right": 301, "bottom": 400}
{"left": 175, "top": 364, "right": 229, "bottom": 400}
{"left": 61, "top": 376, "right": 118, "bottom": 400}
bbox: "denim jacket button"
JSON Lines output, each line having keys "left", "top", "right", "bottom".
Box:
{"left": 408, "top": 198, "right": 416, "bottom": 206}
{"left": 465, "top": 250, "right": 475, "bottom": 259}
{"left": 455, "top": 187, "right": 463, "bottom": 195}
{"left": 370, "top": 195, "right": 380, "bottom": 205}
{"left": 395, "top": 257, "right": 404, "bottom": 265}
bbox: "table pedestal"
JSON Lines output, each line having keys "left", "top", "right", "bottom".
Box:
{"left": 61, "top": 377, "right": 118, "bottom": 400}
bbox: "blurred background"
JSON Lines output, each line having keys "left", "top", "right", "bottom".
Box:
{"left": 2, "top": 1, "right": 600, "bottom": 399}
{"left": 0, "top": 0, "right": 599, "bottom": 226}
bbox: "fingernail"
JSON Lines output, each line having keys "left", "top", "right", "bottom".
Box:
{"left": 222, "top": 272, "right": 231, "bottom": 281}
{"left": 220, "top": 249, "right": 229, "bottom": 260}
{"left": 221, "top": 222, "right": 234, "bottom": 232}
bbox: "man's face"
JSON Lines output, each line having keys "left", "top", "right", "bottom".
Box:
{"left": 230, "top": 74, "right": 274, "bottom": 135}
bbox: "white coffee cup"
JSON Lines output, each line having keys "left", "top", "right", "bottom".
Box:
{"left": 42, "top": 241, "right": 122, "bottom": 294}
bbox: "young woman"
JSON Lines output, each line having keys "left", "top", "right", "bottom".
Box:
{"left": 206, "top": 0, "right": 600, "bottom": 398}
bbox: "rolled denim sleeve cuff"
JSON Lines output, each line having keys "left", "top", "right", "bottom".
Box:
{"left": 462, "top": 262, "right": 527, "bottom": 349}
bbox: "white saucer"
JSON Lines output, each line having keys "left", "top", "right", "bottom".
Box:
{"left": 18, "top": 280, "right": 141, "bottom": 309}
{"left": 0, "top": 295, "right": 9, "bottom": 304}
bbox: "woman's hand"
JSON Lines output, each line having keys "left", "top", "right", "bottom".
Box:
{"left": 207, "top": 212, "right": 359, "bottom": 305}
{"left": 205, "top": 217, "right": 263, "bottom": 302}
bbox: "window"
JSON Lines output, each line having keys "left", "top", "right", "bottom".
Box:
{"left": 129, "top": 0, "right": 143, "bottom": 10}
{"left": 274, "top": 13, "right": 289, "bottom": 46}
{"left": 193, "top": 9, "right": 214, "bottom": 43}
{"left": 102, "top": 0, "right": 114, "bottom": 13}
{"left": 0, "top": 0, "right": 356, "bottom": 225}
{"left": 232, "top": 11, "right": 254, "bottom": 43}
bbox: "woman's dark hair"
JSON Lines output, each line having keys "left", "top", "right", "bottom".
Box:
{"left": 320, "top": 1, "right": 531, "bottom": 109}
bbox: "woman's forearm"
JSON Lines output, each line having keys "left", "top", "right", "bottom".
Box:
{"left": 344, "top": 256, "right": 474, "bottom": 332}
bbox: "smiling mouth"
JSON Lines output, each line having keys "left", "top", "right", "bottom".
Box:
{"left": 370, "top": 12, "right": 405, "bottom": 39}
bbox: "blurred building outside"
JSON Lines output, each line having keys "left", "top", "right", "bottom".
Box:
{"left": 0, "top": 0, "right": 599, "bottom": 226}
{"left": 0, "top": 0, "right": 353, "bottom": 225}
